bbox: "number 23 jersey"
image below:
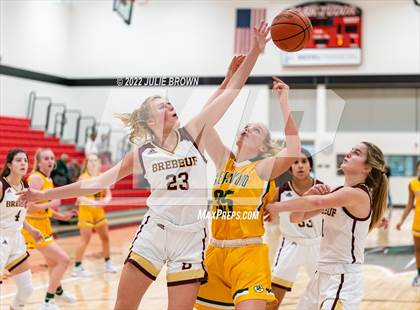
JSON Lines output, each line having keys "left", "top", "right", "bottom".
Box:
{"left": 0, "top": 177, "right": 28, "bottom": 231}
{"left": 138, "top": 127, "right": 208, "bottom": 225}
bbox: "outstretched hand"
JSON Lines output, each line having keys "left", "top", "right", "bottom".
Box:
{"left": 272, "top": 76, "right": 290, "bottom": 101}
{"left": 377, "top": 217, "right": 389, "bottom": 230}
{"left": 17, "top": 188, "right": 45, "bottom": 206}
{"left": 30, "top": 228, "right": 44, "bottom": 244}
{"left": 304, "top": 184, "right": 331, "bottom": 196}
{"left": 251, "top": 21, "right": 270, "bottom": 53}
{"left": 265, "top": 203, "right": 278, "bottom": 220}
{"left": 226, "top": 55, "right": 246, "bottom": 80}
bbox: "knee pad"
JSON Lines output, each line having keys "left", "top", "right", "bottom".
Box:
{"left": 11, "top": 270, "right": 33, "bottom": 309}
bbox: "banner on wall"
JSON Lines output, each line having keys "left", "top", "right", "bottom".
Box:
{"left": 282, "top": 1, "right": 362, "bottom": 66}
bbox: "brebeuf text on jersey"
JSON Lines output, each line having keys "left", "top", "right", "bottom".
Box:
{"left": 321, "top": 208, "right": 337, "bottom": 217}
{"left": 152, "top": 156, "right": 198, "bottom": 172}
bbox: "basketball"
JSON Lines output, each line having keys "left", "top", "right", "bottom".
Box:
{"left": 270, "top": 9, "right": 312, "bottom": 52}
{"left": 1, "top": 1, "right": 419, "bottom": 309}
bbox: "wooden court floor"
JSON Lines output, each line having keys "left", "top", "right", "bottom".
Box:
{"left": 1, "top": 209, "right": 419, "bottom": 310}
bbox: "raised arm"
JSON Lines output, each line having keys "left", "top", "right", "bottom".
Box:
{"left": 289, "top": 184, "right": 330, "bottom": 223}
{"left": 204, "top": 56, "right": 246, "bottom": 168}
{"left": 19, "top": 151, "right": 137, "bottom": 204}
{"left": 396, "top": 183, "right": 415, "bottom": 230}
{"left": 26, "top": 174, "right": 61, "bottom": 213}
{"left": 267, "top": 187, "right": 369, "bottom": 219}
{"left": 256, "top": 77, "right": 301, "bottom": 180}
{"left": 186, "top": 21, "right": 270, "bottom": 143}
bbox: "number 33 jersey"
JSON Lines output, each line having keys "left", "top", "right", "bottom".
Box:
{"left": 0, "top": 177, "right": 28, "bottom": 231}
{"left": 211, "top": 154, "right": 276, "bottom": 240}
{"left": 277, "top": 180, "right": 323, "bottom": 239}
{"left": 138, "top": 127, "right": 208, "bottom": 225}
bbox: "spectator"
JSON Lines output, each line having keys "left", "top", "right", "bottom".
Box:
{"left": 97, "top": 133, "right": 113, "bottom": 169}
{"left": 67, "top": 159, "right": 82, "bottom": 183}
{"left": 97, "top": 133, "right": 109, "bottom": 155}
{"left": 84, "top": 131, "right": 100, "bottom": 156}
{"left": 51, "top": 153, "right": 70, "bottom": 186}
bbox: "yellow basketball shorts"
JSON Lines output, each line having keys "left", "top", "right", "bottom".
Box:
{"left": 22, "top": 217, "right": 54, "bottom": 249}
{"left": 78, "top": 205, "right": 108, "bottom": 229}
{"left": 196, "top": 243, "right": 276, "bottom": 309}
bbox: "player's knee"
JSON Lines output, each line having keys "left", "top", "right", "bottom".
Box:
{"left": 59, "top": 253, "right": 71, "bottom": 267}
{"left": 81, "top": 237, "right": 91, "bottom": 245}
{"left": 98, "top": 231, "right": 109, "bottom": 243}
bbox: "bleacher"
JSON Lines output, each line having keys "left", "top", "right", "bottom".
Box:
{"left": 0, "top": 115, "right": 149, "bottom": 235}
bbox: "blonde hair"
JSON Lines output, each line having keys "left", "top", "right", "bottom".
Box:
{"left": 361, "top": 142, "right": 388, "bottom": 231}
{"left": 114, "top": 95, "right": 163, "bottom": 143}
{"left": 82, "top": 153, "right": 101, "bottom": 175}
{"left": 33, "top": 148, "right": 54, "bottom": 173}
{"left": 260, "top": 124, "right": 282, "bottom": 158}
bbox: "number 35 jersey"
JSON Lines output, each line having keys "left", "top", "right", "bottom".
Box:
{"left": 211, "top": 154, "right": 276, "bottom": 240}
{"left": 0, "top": 177, "right": 28, "bottom": 231}
{"left": 277, "top": 180, "right": 323, "bottom": 239}
{"left": 138, "top": 127, "right": 208, "bottom": 225}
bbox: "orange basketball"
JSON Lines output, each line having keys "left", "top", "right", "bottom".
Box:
{"left": 270, "top": 9, "right": 312, "bottom": 52}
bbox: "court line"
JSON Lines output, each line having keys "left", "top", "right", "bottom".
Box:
{"left": 0, "top": 267, "right": 122, "bottom": 300}
{"left": 365, "top": 264, "right": 417, "bottom": 277}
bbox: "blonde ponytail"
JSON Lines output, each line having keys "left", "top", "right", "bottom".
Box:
{"left": 263, "top": 139, "right": 283, "bottom": 158}
{"left": 114, "top": 95, "right": 162, "bottom": 144}
{"left": 261, "top": 126, "right": 283, "bottom": 158}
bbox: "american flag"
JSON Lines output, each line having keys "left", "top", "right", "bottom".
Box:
{"left": 234, "top": 8, "right": 266, "bottom": 55}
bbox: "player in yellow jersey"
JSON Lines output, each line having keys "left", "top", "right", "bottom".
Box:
{"left": 71, "top": 153, "right": 116, "bottom": 277}
{"left": 22, "top": 149, "right": 77, "bottom": 309}
{"left": 196, "top": 76, "right": 300, "bottom": 310}
{"left": 18, "top": 23, "right": 271, "bottom": 310}
{"left": 397, "top": 160, "right": 420, "bottom": 286}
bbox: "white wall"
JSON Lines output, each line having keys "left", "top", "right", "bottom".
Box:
{"left": 67, "top": 0, "right": 420, "bottom": 77}
{"left": 0, "top": 76, "right": 71, "bottom": 128}
{"left": 0, "top": 0, "right": 71, "bottom": 75}
{"left": 314, "top": 133, "right": 420, "bottom": 206}
{"left": 1, "top": 0, "right": 418, "bottom": 77}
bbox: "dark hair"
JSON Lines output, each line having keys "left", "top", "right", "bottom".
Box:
{"left": 289, "top": 147, "right": 313, "bottom": 171}
{"left": 416, "top": 160, "right": 420, "bottom": 170}
{"left": 301, "top": 148, "right": 313, "bottom": 169}
{"left": 0, "top": 149, "right": 28, "bottom": 178}
{"left": 384, "top": 165, "right": 391, "bottom": 178}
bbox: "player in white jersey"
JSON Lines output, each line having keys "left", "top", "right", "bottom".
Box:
{"left": 267, "top": 142, "right": 388, "bottom": 310}
{"left": 268, "top": 148, "right": 323, "bottom": 309}
{"left": 18, "top": 22, "right": 270, "bottom": 310}
{"left": 0, "top": 149, "right": 43, "bottom": 310}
